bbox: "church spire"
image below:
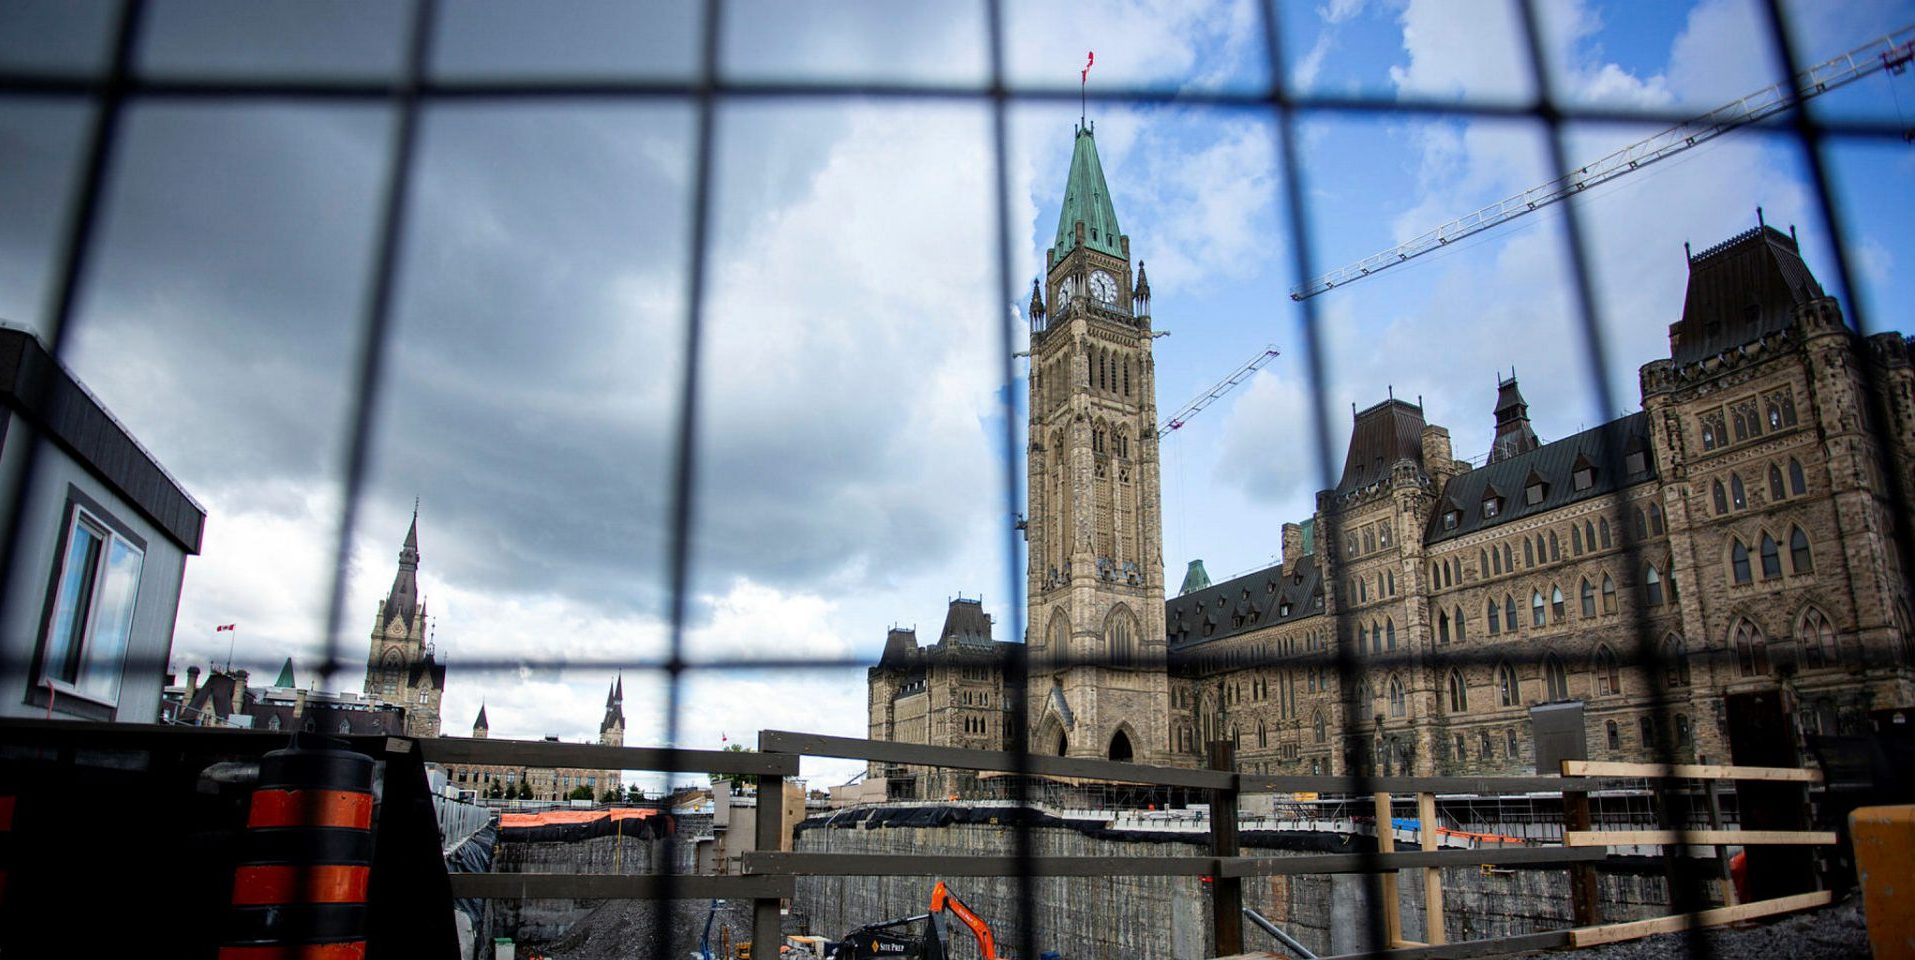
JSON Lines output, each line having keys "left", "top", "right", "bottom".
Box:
{"left": 382, "top": 507, "right": 422, "bottom": 630}
{"left": 1052, "top": 124, "right": 1126, "bottom": 262}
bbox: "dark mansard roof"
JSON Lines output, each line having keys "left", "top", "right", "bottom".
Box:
{"left": 1165, "top": 552, "right": 1323, "bottom": 651}
{"left": 937, "top": 598, "right": 995, "bottom": 647}
{"left": 1338, "top": 399, "right": 1427, "bottom": 494}
{"left": 1425, "top": 412, "right": 1655, "bottom": 544}
{"left": 1670, "top": 224, "right": 1824, "bottom": 366}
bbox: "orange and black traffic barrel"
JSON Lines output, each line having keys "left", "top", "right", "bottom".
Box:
{"left": 222, "top": 744, "right": 375, "bottom": 960}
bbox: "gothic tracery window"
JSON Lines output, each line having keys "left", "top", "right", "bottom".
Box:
{"left": 1800, "top": 606, "right": 1837, "bottom": 669}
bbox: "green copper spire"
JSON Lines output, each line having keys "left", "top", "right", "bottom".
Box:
{"left": 1178, "top": 559, "right": 1212, "bottom": 596}
{"left": 1052, "top": 123, "right": 1126, "bottom": 261}
{"left": 273, "top": 657, "right": 295, "bottom": 688}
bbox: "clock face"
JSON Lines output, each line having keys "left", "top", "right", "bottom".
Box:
{"left": 1089, "top": 270, "right": 1118, "bottom": 303}
{"left": 1057, "top": 277, "right": 1076, "bottom": 302}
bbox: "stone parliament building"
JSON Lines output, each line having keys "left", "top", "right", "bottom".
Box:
{"left": 361, "top": 513, "right": 627, "bottom": 801}
{"left": 867, "top": 121, "right": 1915, "bottom": 796}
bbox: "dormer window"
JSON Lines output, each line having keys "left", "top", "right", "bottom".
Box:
{"left": 1625, "top": 450, "right": 1647, "bottom": 474}
{"left": 1524, "top": 478, "right": 1547, "bottom": 506}
{"left": 1572, "top": 462, "right": 1596, "bottom": 491}
{"left": 1482, "top": 496, "right": 1502, "bottom": 519}
{"left": 1442, "top": 508, "right": 1460, "bottom": 530}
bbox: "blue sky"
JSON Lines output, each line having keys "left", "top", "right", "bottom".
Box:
{"left": 1, "top": 0, "right": 1911, "bottom": 788}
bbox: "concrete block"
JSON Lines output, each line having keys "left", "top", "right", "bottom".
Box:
{"left": 1851, "top": 804, "right": 1915, "bottom": 960}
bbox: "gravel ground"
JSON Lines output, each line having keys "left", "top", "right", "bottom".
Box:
{"left": 1514, "top": 895, "right": 1872, "bottom": 959}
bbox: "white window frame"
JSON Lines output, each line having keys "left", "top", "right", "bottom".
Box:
{"left": 38, "top": 503, "right": 146, "bottom": 707}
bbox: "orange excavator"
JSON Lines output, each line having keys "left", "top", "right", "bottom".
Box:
{"left": 832, "top": 882, "right": 997, "bottom": 960}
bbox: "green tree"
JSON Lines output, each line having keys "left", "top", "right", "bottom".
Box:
{"left": 516, "top": 780, "right": 533, "bottom": 800}
{"left": 486, "top": 781, "right": 504, "bottom": 800}
{"left": 568, "top": 785, "right": 595, "bottom": 801}
{"left": 710, "top": 743, "right": 754, "bottom": 784}
{"left": 600, "top": 788, "right": 621, "bottom": 803}
{"left": 625, "top": 785, "right": 646, "bottom": 803}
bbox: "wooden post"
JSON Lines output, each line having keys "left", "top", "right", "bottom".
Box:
{"left": 1208, "top": 740, "right": 1242, "bottom": 958}
{"left": 1563, "top": 784, "right": 1600, "bottom": 927}
{"left": 753, "top": 768, "right": 785, "bottom": 958}
{"left": 1704, "top": 778, "right": 1735, "bottom": 905}
{"left": 1418, "top": 791, "right": 1445, "bottom": 945}
{"left": 1373, "top": 791, "right": 1402, "bottom": 947}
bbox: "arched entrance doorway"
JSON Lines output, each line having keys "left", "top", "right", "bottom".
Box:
{"left": 1108, "top": 729, "right": 1133, "bottom": 762}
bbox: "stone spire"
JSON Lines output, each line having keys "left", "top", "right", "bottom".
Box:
{"left": 473, "top": 702, "right": 489, "bottom": 738}
{"left": 382, "top": 506, "right": 422, "bottom": 630}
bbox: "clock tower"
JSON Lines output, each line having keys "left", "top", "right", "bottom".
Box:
{"left": 1026, "top": 121, "right": 1171, "bottom": 765}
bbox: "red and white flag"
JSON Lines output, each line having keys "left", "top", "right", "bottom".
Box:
{"left": 215, "top": 624, "right": 236, "bottom": 632}
{"left": 1082, "top": 51, "right": 1095, "bottom": 82}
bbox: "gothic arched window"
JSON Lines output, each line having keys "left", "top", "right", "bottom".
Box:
{"left": 1551, "top": 585, "right": 1565, "bottom": 622}
{"left": 1312, "top": 711, "right": 1326, "bottom": 743}
{"left": 1497, "top": 661, "right": 1519, "bottom": 707}
{"left": 1487, "top": 598, "right": 1500, "bottom": 635}
{"left": 1731, "top": 473, "right": 1747, "bottom": 509}
{"left": 1388, "top": 675, "right": 1406, "bottom": 718}
{"left": 1453, "top": 606, "right": 1465, "bottom": 641}
{"left": 1447, "top": 669, "right": 1468, "bottom": 712}
{"left": 1663, "top": 634, "right": 1691, "bottom": 688}
{"left": 1731, "top": 540, "right": 1752, "bottom": 584}
{"left": 1789, "top": 458, "right": 1806, "bottom": 495}
{"left": 1644, "top": 565, "right": 1663, "bottom": 606}
{"left": 1713, "top": 480, "right": 1728, "bottom": 515}
{"left": 1544, "top": 654, "right": 1569, "bottom": 701}
{"left": 1760, "top": 534, "right": 1782, "bottom": 578}
{"left": 1601, "top": 574, "right": 1617, "bottom": 614}
{"left": 1595, "top": 645, "right": 1621, "bottom": 696}
{"left": 1581, "top": 578, "right": 1595, "bottom": 617}
{"left": 1790, "top": 526, "right": 1813, "bottom": 574}
{"left": 1799, "top": 607, "right": 1837, "bottom": 669}
{"left": 1649, "top": 503, "right": 1664, "bottom": 535}
{"left": 1733, "top": 619, "right": 1770, "bottom": 676}
{"left": 1105, "top": 606, "right": 1136, "bottom": 665}
{"left": 1385, "top": 618, "right": 1396, "bottom": 650}
{"left": 1769, "top": 464, "right": 1786, "bottom": 501}
{"left": 1504, "top": 595, "right": 1517, "bottom": 632}
{"left": 1438, "top": 610, "right": 1450, "bottom": 644}
{"left": 1531, "top": 591, "right": 1546, "bottom": 627}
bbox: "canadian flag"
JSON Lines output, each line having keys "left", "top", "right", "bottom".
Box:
{"left": 1082, "top": 51, "right": 1094, "bottom": 82}
{"left": 215, "top": 624, "right": 236, "bottom": 632}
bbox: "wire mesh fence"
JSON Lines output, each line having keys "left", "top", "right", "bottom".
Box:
{"left": 2, "top": 0, "right": 1912, "bottom": 957}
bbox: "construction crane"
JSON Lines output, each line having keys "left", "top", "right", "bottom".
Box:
{"left": 1158, "top": 346, "right": 1281, "bottom": 438}
{"left": 1290, "top": 24, "right": 1915, "bottom": 301}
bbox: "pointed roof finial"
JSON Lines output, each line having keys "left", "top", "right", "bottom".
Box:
{"left": 1756, "top": 206, "right": 1765, "bottom": 230}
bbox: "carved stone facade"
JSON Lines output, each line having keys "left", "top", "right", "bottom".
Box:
{"left": 363, "top": 512, "right": 444, "bottom": 739}
{"left": 867, "top": 135, "right": 1915, "bottom": 782}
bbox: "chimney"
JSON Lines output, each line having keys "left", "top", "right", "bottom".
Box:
{"left": 292, "top": 688, "right": 308, "bottom": 718}
{"left": 185, "top": 666, "right": 201, "bottom": 704}
{"left": 1422, "top": 425, "right": 1460, "bottom": 487}
{"left": 231, "top": 669, "right": 250, "bottom": 718}
{"left": 1281, "top": 523, "right": 1303, "bottom": 570}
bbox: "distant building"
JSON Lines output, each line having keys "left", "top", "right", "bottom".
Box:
{"left": 363, "top": 511, "right": 445, "bottom": 738}
{"left": 0, "top": 325, "right": 205, "bottom": 722}
{"left": 162, "top": 658, "right": 407, "bottom": 734}
{"left": 865, "top": 598, "right": 1014, "bottom": 799}
{"left": 439, "top": 682, "right": 627, "bottom": 801}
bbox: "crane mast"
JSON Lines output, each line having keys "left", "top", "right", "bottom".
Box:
{"left": 1291, "top": 25, "right": 1915, "bottom": 301}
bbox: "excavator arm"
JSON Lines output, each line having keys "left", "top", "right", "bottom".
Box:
{"left": 928, "top": 882, "right": 995, "bottom": 960}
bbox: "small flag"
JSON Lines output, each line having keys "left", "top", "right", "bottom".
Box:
{"left": 1082, "top": 51, "right": 1094, "bottom": 83}
{"left": 215, "top": 624, "right": 236, "bottom": 632}
{"left": 720, "top": 731, "right": 728, "bottom": 743}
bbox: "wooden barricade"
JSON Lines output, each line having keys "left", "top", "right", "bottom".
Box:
{"left": 1557, "top": 759, "right": 1835, "bottom": 949}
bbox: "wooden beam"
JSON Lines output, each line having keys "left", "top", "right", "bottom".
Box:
{"left": 1561, "top": 759, "right": 1822, "bottom": 783}
{"left": 1374, "top": 792, "right": 1402, "bottom": 948}
{"left": 1568, "top": 891, "right": 1833, "bottom": 947}
{"left": 1565, "top": 829, "right": 1838, "bottom": 847}
{"left": 1418, "top": 791, "right": 1445, "bottom": 946}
